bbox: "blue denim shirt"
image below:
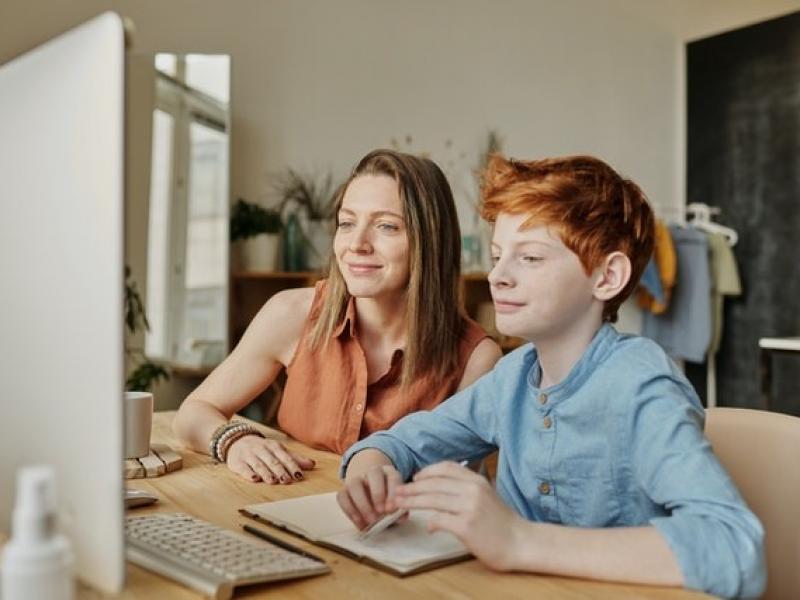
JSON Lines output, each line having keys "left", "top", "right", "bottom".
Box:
{"left": 341, "top": 324, "right": 766, "bottom": 598}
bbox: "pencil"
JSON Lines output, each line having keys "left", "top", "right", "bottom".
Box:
{"left": 242, "top": 524, "right": 326, "bottom": 563}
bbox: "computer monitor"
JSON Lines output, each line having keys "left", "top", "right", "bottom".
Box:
{"left": 0, "top": 12, "right": 126, "bottom": 594}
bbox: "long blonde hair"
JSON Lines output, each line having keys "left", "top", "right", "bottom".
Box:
{"left": 310, "top": 149, "right": 465, "bottom": 387}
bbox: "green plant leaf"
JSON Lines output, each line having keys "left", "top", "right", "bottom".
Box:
{"left": 230, "top": 198, "right": 282, "bottom": 240}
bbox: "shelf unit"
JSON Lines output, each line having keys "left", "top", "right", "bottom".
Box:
{"left": 229, "top": 271, "right": 523, "bottom": 353}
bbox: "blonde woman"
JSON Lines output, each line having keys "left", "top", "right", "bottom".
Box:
{"left": 174, "top": 149, "right": 501, "bottom": 484}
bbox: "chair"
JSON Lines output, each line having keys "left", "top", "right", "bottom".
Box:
{"left": 705, "top": 407, "right": 800, "bottom": 600}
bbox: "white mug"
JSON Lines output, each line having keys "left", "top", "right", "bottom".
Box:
{"left": 124, "top": 391, "right": 153, "bottom": 459}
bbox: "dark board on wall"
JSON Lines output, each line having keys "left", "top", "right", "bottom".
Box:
{"left": 686, "top": 12, "right": 800, "bottom": 415}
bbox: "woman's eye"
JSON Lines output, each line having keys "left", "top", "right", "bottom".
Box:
{"left": 337, "top": 220, "right": 355, "bottom": 230}
{"left": 490, "top": 255, "right": 500, "bottom": 264}
{"left": 377, "top": 222, "right": 400, "bottom": 232}
{"left": 521, "top": 255, "right": 543, "bottom": 264}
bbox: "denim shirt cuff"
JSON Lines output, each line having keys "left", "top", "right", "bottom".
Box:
{"left": 338, "top": 435, "right": 415, "bottom": 481}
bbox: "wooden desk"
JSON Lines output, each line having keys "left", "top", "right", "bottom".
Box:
{"left": 90, "top": 412, "right": 711, "bottom": 599}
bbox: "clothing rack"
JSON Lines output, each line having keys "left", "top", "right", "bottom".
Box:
{"left": 685, "top": 202, "right": 738, "bottom": 408}
{"left": 686, "top": 202, "right": 738, "bottom": 247}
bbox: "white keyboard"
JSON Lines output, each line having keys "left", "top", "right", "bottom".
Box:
{"left": 126, "top": 513, "right": 329, "bottom": 599}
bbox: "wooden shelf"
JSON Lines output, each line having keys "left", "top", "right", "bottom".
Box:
{"left": 232, "top": 270, "right": 320, "bottom": 281}
{"left": 229, "top": 270, "right": 523, "bottom": 354}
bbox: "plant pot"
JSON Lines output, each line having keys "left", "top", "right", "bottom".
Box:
{"left": 305, "top": 218, "right": 334, "bottom": 271}
{"left": 239, "top": 234, "right": 280, "bottom": 271}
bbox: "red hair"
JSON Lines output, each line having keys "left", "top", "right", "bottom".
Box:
{"left": 480, "top": 155, "right": 654, "bottom": 322}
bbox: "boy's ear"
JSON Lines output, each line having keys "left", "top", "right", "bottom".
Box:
{"left": 593, "top": 251, "right": 632, "bottom": 301}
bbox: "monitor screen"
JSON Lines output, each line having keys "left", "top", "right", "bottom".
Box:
{"left": 0, "top": 11, "right": 126, "bottom": 594}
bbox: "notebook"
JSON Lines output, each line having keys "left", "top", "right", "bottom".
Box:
{"left": 239, "top": 492, "right": 471, "bottom": 576}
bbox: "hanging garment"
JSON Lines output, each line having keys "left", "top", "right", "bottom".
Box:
{"left": 637, "top": 220, "right": 677, "bottom": 314}
{"left": 642, "top": 226, "right": 711, "bottom": 362}
{"left": 706, "top": 232, "right": 742, "bottom": 355}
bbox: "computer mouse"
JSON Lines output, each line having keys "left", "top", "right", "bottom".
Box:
{"left": 125, "top": 488, "right": 159, "bottom": 509}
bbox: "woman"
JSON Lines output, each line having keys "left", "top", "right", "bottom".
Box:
{"left": 173, "top": 149, "right": 502, "bottom": 484}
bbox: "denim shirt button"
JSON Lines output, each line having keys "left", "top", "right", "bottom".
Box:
{"left": 543, "top": 416, "right": 552, "bottom": 429}
{"left": 538, "top": 481, "right": 551, "bottom": 495}
{"left": 538, "top": 393, "right": 548, "bottom": 405}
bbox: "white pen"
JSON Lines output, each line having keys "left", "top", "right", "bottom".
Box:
{"left": 358, "top": 459, "right": 469, "bottom": 541}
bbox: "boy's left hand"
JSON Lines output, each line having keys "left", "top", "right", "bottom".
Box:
{"left": 392, "top": 461, "right": 523, "bottom": 571}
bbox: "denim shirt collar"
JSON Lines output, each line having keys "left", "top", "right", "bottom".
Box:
{"left": 527, "top": 323, "right": 617, "bottom": 404}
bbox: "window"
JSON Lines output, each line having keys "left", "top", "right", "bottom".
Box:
{"left": 146, "top": 55, "right": 230, "bottom": 368}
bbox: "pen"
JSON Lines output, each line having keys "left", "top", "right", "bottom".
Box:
{"left": 242, "top": 524, "right": 326, "bottom": 563}
{"left": 358, "top": 459, "right": 470, "bottom": 540}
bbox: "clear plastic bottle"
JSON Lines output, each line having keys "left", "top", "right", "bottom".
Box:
{"left": 1, "top": 465, "right": 74, "bottom": 600}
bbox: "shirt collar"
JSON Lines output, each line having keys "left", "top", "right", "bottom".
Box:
{"left": 333, "top": 294, "right": 358, "bottom": 339}
{"left": 527, "top": 323, "right": 618, "bottom": 403}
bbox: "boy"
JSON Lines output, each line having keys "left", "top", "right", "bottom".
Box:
{"left": 337, "top": 155, "right": 765, "bottom": 598}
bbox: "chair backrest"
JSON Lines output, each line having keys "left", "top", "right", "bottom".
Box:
{"left": 705, "top": 407, "right": 800, "bottom": 600}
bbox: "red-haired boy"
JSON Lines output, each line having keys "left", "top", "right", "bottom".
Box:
{"left": 339, "top": 155, "right": 764, "bottom": 598}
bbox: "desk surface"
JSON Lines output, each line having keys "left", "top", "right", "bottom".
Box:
{"left": 86, "top": 412, "right": 711, "bottom": 599}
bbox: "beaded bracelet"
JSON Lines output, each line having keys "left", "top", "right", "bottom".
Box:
{"left": 218, "top": 427, "right": 264, "bottom": 463}
{"left": 214, "top": 423, "right": 251, "bottom": 461}
{"left": 215, "top": 423, "right": 263, "bottom": 463}
{"left": 208, "top": 421, "right": 264, "bottom": 463}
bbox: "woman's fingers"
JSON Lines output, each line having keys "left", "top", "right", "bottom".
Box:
{"left": 253, "top": 448, "right": 291, "bottom": 484}
{"left": 227, "top": 458, "right": 261, "bottom": 482}
{"left": 225, "top": 436, "right": 319, "bottom": 484}
{"left": 292, "top": 453, "right": 316, "bottom": 470}
{"left": 266, "top": 442, "right": 304, "bottom": 482}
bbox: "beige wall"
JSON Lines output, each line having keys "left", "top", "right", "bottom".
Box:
{"left": 3, "top": 0, "right": 798, "bottom": 406}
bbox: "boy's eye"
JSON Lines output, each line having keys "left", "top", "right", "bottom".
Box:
{"left": 490, "top": 255, "right": 500, "bottom": 264}
{"left": 521, "top": 255, "right": 543, "bottom": 264}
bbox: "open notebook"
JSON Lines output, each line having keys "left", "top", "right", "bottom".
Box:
{"left": 240, "top": 492, "right": 470, "bottom": 576}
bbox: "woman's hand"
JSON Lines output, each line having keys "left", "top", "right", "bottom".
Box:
{"left": 226, "top": 435, "right": 315, "bottom": 484}
{"left": 337, "top": 464, "right": 405, "bottom": 530}
{"left": 393, "top": 461, "right": 524, "bottom": 571}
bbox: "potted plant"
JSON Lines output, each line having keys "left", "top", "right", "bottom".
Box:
{"left": 271, "top": 169, "right": 338, "bottom": 271}
{"left": 230, "top": 198, "right": 282, "bottom": 271}
{"left": 125, "top": 266, "right": 170, "bottom": 392}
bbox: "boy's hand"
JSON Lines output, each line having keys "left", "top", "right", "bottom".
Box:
{"left": 337, "top": 464, "right": 405, "bottom": 530}
{"left": 393, "top": 461, "right": 523, "bottom": 571}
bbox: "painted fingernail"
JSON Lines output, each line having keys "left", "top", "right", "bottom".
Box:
{"left": 281, "top": 475, "right": 291, "bottom": 483}
{"left": 269, "top": 476, "right": 277, "bottom": 484}
{"left": 294, "top": 471, "right": 303, "bottom": 480}
{"left": 251, "top": 474, "right": 259, "bottom": 482}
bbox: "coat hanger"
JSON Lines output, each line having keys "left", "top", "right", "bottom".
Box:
{"left": 686, "top": 202, "right": 738, "bottom": 247}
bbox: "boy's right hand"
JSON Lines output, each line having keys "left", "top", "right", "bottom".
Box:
{"left": 337, "top": 464, "right": 405, "bottom": 530}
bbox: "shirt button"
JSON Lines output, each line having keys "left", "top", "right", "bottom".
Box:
{"left": 543, "top": 416, "right": 552, "bottom": 429}
{"left": 355, "top": 403, "right": 363, "bottom": 411}
{"left": 539, "top": 482, "right": 551, "bottom": 495}
{"left": 538, "top": 393, "right": 548, "bottom": 405}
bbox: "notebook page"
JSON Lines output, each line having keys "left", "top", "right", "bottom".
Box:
{"left": 323, "top": 510, "right": 468, "bottom": 570}
{"left": 242, "top": 492, "right": 355, "bottom": 539}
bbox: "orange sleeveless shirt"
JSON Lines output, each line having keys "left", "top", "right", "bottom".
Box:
{"left": 277, "top": 280, "right": 488, "bottom": 454}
